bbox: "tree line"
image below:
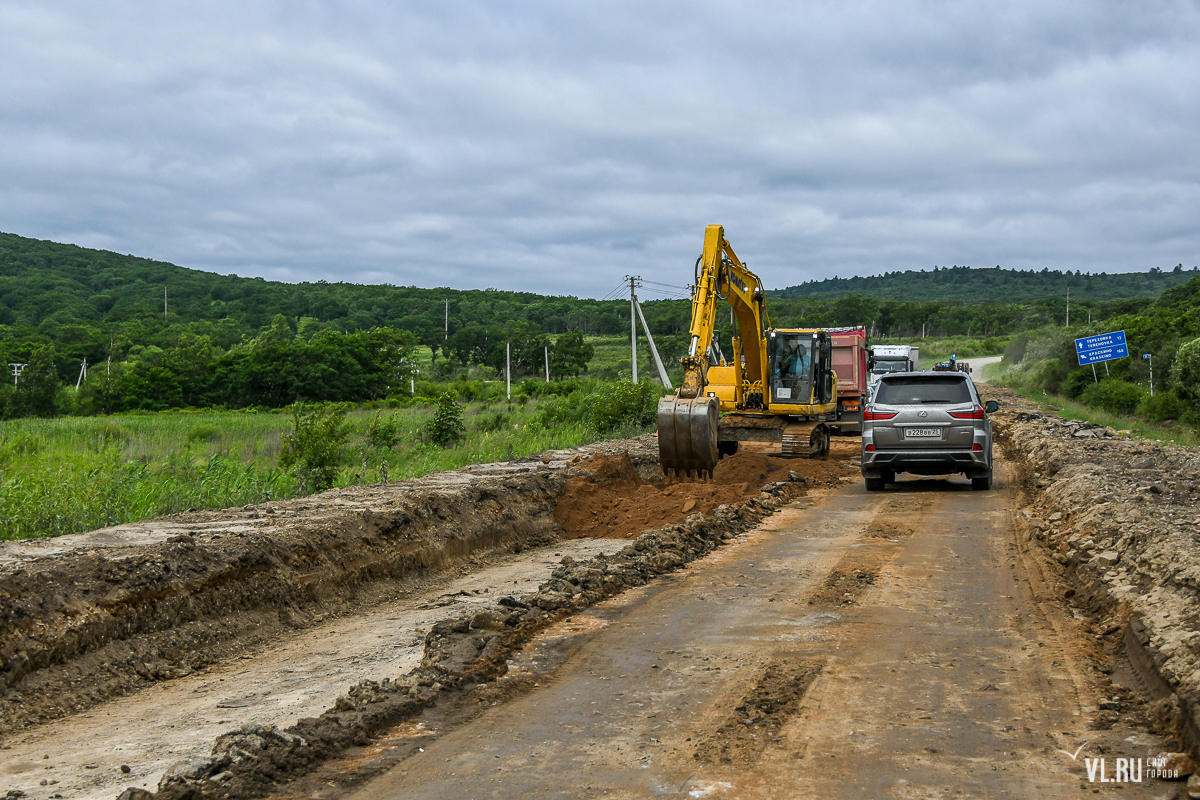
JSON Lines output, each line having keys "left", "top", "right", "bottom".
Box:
{"left": 4, "top": 229, "right": 1197, "bottom": 418}
{"left": 773, "top": 263, "right": 1199, "bottom": 302}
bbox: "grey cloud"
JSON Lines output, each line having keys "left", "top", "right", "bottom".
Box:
{"left": 0, "top": 1, "right": 1197, "bottom": 298}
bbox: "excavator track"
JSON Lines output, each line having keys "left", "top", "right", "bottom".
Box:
{"left": 657, "top": 395, "right": 719, "bottom": 478}
{"left": 782, "top": 421, "right": 831, "bottom": 459}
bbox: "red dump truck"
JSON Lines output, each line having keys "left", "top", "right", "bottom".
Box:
{"left": 825, "top": 326, "right": 869, "bottom": 434}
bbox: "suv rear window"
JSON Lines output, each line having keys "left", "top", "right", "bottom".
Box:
{"left": 875, "top": 376, "right": 972, "bottom": 405}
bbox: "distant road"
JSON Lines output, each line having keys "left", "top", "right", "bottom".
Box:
{"left": 968, "top": 355, "right": 1004, "bottom": 382}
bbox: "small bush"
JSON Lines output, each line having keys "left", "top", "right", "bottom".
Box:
{"left": 366, "top": 411, "right": 399, "bottom": 448}
{"left": 1137, "top": 390, "right": 1186, "bottom": 422}
{"left": 581, "top": 381, "right": 659, "bottom": 434}
{"left": 1061, "top": 369, "right": 1093, "bottom": 400}
{"left": 279, "top": 405, "right": 349, "bottom": 493}
{"left": 1079, "top": 379, "right": 1145, "bottom": 415}
{"left": 428, "top": 390, "right": 465, "bottom": 446}
{"left": 530, "top": 394, "right": 584, "bottom": 429}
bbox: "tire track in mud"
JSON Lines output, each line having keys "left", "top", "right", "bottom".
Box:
{"left": 691, "top": 495, "right": 926, "bottom": 767}
{"left": 693, "top": 657, "right": 825, "bottom": 766}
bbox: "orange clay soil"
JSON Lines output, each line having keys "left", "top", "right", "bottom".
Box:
{"left": 553, "top": 449, "right": 845, "bottom": 539}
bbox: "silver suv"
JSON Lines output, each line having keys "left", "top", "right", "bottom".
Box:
{"left": 861, "top": 372, "right": 999, "bottom": 491}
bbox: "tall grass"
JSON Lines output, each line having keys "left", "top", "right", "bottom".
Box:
{"left": 0, "top": 395, "right": 651, "bottom": 541}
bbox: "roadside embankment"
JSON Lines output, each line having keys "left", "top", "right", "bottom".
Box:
{"left": 992, "top": 389, "right": 1200, "bottom": 755}
{"left": 0, "top": 434, "right": 844, "bottom": 739}
{"left": 140, "top": 462, "right": 819, "bottom": 800}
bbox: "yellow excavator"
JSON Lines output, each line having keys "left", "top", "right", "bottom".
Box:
{"left": 658, "top": 225, "right": 838, "bottom": 478}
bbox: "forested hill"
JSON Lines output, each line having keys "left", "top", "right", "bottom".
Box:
{"left": 0, "top": 231, "right": 611, "bottom": 344}
{"left": 771, "top": 264, "right": 1199, "bottom": 302}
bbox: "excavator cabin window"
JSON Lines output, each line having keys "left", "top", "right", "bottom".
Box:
{"left": 769, "top": 333, "right": 815, "bottom": 405}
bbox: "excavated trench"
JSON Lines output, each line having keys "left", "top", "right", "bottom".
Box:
{"left": 0, "top": 435, "right": 849, "bottom": 755}
{"left": 990, "top": 388, "right": 1200, "bottom": 762}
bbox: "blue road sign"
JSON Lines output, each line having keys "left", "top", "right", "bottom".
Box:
{"left": 1075, "top": 331, "right": 1129, "bottom": 365}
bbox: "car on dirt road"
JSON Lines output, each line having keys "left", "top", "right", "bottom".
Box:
{"left": 860, "top": 372, "right": 999, "bottom": 491}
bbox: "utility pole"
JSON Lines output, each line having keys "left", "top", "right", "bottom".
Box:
{"left": 506, "top": 341, "right": 511, "bottom": 400}
{"left": 444, "top": 298, "right": 448, "bottom": 341}
{"left": 75, "top": 358, "right": 88, "bottom": 390}
{"left": 626, "top": 275, "right": 639, "bottom": 384}
{"left": 1144, "top": 353, "right": 1154, "bottom": 396}
{"left": 633, "top": 292, "right": 673, "bottom": 388}
{"left": 1065, "top": 282, "right": 1070, "bottom": 327}
{"left": 544, "top": 345, "right": 550, "bottom": 382}
{"left": 9, "top": 363, "right": 26, "bottom": 385}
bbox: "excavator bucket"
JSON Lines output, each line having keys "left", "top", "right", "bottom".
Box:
{"left": 657, "top": 395, "right": 719, "bottom": 478}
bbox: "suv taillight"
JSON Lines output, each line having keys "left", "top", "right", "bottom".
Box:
{"left": 863, "top": 409, "right": 897, "bottom": 421}
{"left": 949, "top": 406, "right": 985, "bottom": 419}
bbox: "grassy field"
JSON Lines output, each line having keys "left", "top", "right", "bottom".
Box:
{"left": 0, "top": 397, "right": 629, "bottom": 541}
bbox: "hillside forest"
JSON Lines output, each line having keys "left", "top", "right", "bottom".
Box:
{"left": 1, "top": 230, "right": 1198, "bottom": 421}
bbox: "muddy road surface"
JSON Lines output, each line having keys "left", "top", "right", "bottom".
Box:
{"left": 336, "top": 455, "right": 1174, "bottom": 799}
{"left": 5, "top": 406, "right": 1199, "bottom": 800}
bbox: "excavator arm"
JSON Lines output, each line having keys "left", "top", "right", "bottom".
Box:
{"left": 679, "top": 225, "right": 770, "bottom": 401}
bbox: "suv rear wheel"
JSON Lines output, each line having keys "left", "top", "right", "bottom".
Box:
{"left": 865, "top": 477, "right": 886, "bottom": 491}
{"left": 971, "top": 466, "right": 993, "bottom": 491}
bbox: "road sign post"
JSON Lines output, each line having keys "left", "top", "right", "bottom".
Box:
{"left": 1144, "top": 353, "right": 1153, "bottom": 396}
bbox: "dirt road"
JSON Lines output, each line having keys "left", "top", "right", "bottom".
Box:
{"left": 341, "top": 458, "right": 1170, "bottom": 799}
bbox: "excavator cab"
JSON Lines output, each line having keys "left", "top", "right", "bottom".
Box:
{"left": 768, "top": 331, "right": 833, "bottom": 406}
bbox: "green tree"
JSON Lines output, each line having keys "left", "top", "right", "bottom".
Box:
{"left": 13, "top": 345, "right": 63, "bottom": 417}
{"left": 428, "top": 390, "right": 465, "bottom": 446}
{"left": 1170, "top": 336, "right": 1200, "bottom": 407}
{"left": 279, "top": 404, "right": 349, "bottom": 493}
{"left": 551, "top": 330, "right": 594, "bottom": 378}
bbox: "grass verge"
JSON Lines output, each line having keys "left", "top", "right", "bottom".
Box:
{"left": 993, "top": 384, "right": 1200, "bottom": 447}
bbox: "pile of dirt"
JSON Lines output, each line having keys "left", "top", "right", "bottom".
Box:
{"left": 554, "top": 450, "right": 840, "bottom": 539}
{"left": 991, "top": 388, "right": 1200, "bottom": 755}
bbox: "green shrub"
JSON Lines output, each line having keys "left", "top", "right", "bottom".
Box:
{"left": 428, "top": 390, "right": 465, "bottom": 446}
{"left": 279, "top": 404, "right": 349, "bottom": 493}
{"left": 1137, "top": 390, "right": 1186, "bottom": 422}
{"left": 366, "top": 411, "right": 399, "bottom": 448}
{"left": 1079, "top": 379, "right": 1146, "bottom": 415}
{"left": 581, "top": 381, "right": 659, "bottom": 434}
{"left": 1061, "top": 369, "right": 1094, "bottom": 400}
{"left": 1170, "top": 336, "right": 1200, "bottom": 406}
{"left": 530, "top": 394, "right": 585, "bottom": 429}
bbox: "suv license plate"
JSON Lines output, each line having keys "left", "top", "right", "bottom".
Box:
{"left": 905, "top": 428, "right": 941, "bottom": 438}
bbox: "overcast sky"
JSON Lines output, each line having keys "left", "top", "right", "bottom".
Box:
{"left": 1, "top": 2, "right": 1197, "bottom": 299}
